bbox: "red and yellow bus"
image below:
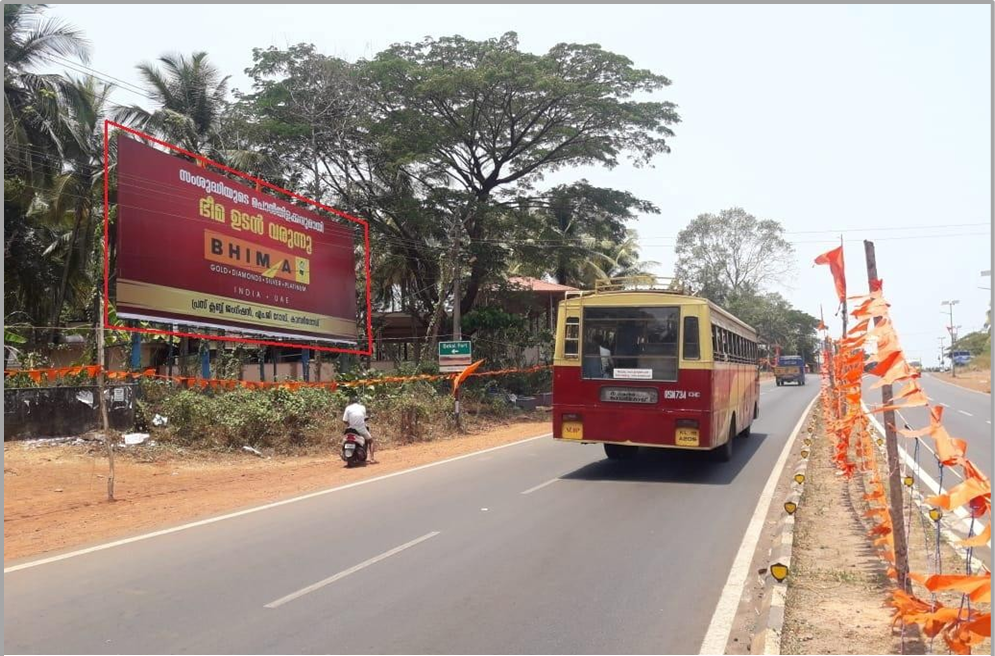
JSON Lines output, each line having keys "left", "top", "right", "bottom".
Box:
{"left": 552, "top": 277, "right": 760, "bottom": 462}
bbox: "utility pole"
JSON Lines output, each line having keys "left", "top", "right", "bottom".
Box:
{"left": 941, "top": 300, "right": 959, "bottom": 377}
{"left": 840, "top": 235, "right": 848, "bottom": 336}
{"left": 863, "top": 240, "right": 909, "bottom": 592}
{"left": 451, "top": 213, "right": 463, "bottom": 431}
{"left": 96, "top": 294, "right": 114, "bottom": 501}
{"left": 938, "top": 336, "right": 946, "bottom": 369}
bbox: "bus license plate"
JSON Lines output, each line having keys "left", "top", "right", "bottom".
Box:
{"left": 675, "top": 427, "right": 699, "bottom": 447}
{"left": 562, "top": 422, "right": 583, "bottom": 440}
{"left": 600, "top": 387, "right": 658, "bottom": 404}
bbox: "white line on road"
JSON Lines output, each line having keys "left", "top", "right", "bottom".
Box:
{"left": 863, "top": 408, "right": 990, "bottom": 549}
{"left": 4, "top": 433, "right": 552, "bottom": 574}
{"left": 699, "top": 392, "right": 820, "bottom": 655}
{"left": 521, "top": 478, "right": 560, "bottom": 495}
{"left": 264, "top": 532, "right": 440, "bottom": 609}
{"left": 926, "top": 373, "right": 992, "bottom": 397}
{"left": 958, "top": 410, "right": 973, "bottom": 417}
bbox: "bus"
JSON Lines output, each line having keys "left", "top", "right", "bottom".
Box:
{"left": 951, "top": 350, "right": 972, "bottom": 367}
{"left": 552, "top": 277, "right": 760, "bottom": 462}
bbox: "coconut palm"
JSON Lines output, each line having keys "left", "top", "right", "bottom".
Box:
{"left": 4, "top": 3, "right": 90, "bottom": 182}
{"left": 583, "top": 229, "right": 659, "bottom": 287}
{"left": 38, "top": 76, "right": 114, "bottom": 332}
{"left": 116, "top": 51, "right": 230, "bottom": 156}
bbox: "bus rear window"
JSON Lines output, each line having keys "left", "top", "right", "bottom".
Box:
{"left": 581, "top": 307, "right": 679, "bottom": 381}
{"left": 683, "top": 316, "right": 700, "bottom": 360}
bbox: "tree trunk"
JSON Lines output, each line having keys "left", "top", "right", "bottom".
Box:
{"left": 49, "top": 201, "right": 85, "bottom": 342}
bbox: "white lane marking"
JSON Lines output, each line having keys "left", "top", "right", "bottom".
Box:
{"left": 264, "top": 532, "right": 440, "bottom": 609}
{"left": 925, "top": 373, "right": 992, "bottom": 397}
{"left": 987, "top": 421, "right": 991, "bottom": 425}
{"left": 958, "top": 410, "right": 973, "bottom": 417}
{"left": 699, "top": 392, "right": 820, "bottom": 655}
{"left": 521, "top": 478, "right": 560, "bottom": 495}
{"left": 863, "top": 408, "right": 990, "bottom": 549}
{"left": 4, "top": 433, "right": 552, "bottom": 574}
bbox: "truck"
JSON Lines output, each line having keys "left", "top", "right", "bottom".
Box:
{"left": 773, "top": 355, "right": 806, "bottom": 386}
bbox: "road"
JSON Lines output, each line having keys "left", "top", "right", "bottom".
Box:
{"left": 5, "top": 379, "right": 818, "bottom": 655}
{"left": 863, "top": 373, "right": 992, "bottom": 566}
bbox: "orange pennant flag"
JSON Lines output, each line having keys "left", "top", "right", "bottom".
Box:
{"left": 924, "top": 574, "right": 991, "bottom": 603}
{"left": 926, "top": 475, "right": 989, "bottom": 511}
{"left": 453, "top": 359, "right": 485, "bottom": 394}
{"left": 814, "top": 245, "right": 846, "bottom": 302}
{"left": 959, "top": 521, "right": 991, "bottom": 548}
{"left": 931, "top": 426, "right": 968, "bottom": 466}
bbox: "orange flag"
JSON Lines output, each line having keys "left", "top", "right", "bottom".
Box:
{"left": 814, "top": 245, "right": 846, "bottom": 302}
{"left": 452, "top": 359, "right": 485, "bottom": 394}
{"left": 926, "top": 475, "right": 989, "bottom": 510}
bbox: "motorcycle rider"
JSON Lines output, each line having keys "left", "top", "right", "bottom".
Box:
{"left": 342, "top": 390, "right": 376, "bottom": 464}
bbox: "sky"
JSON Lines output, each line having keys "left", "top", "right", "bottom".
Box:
{"left": 46, "top": 4, "right": 993, "bottom": 362}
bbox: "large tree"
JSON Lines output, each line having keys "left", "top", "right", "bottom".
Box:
{"left": 240, "top": 33, "right": 678, "bottom": 347}
{"left": 674, "top": 207, "right": 793, "bottom": 304}
{"left": 365, "top": 32, "right": 678, "bottom": 316}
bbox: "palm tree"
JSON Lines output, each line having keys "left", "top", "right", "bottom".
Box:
{"left": 4, "top": 4, "right": 90, "bottom": 185}
{"left": 39, "top": 76, "right": 114, "bottom": 333}
{"left": 582, "top": 229, "right": 659, "bottom": 288}
{"left": 116, "top": 51, "right": 230, "bottom": 156}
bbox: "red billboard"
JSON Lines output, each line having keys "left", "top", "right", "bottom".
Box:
{"left": 114, "top": 133, "right": 358, "bottom": 344}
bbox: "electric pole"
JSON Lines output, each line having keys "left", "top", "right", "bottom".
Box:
{"left": 941, "top": 300, "right": 959, "bottom": 377}
{"left": 938, "top": 336, "right": 946, "bottom": 369}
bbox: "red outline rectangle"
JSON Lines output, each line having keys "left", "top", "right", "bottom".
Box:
{"left": 103, "top": 120, "right": 373, "bottom": 355}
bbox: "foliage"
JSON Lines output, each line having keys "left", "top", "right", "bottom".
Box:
{"left": 674, "top": 207, "right": 793, "bottom": 305}
{"left": 952, "top": 330, "right": 990, "bottom": 355}
{"left": 726, "top": 291, "right": 819, "bottom": 363}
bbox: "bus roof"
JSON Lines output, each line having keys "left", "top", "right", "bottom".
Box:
{"left": 560, "top": 284, "right": 757, "bottom": 336}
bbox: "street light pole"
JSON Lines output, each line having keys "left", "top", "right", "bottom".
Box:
{"left": 938, "top": 336, "right": 946, "bottom": 369}
{"left": 941, "top": 300, "right": 959, "bottom": 377}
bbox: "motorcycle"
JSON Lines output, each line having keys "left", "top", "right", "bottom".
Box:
{"left": 341, "top": 416, "right": 373, "bottom": 468}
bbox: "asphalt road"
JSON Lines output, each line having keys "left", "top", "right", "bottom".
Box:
{"left": 863, "top": 373, "right": 992, "bottom": 567}
{"left": 5, "top": 378, "right": 818, "bottom": 655}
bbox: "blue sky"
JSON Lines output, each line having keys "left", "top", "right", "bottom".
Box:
{"left": 49, "top": 4, "right": 992, "bottom": 361}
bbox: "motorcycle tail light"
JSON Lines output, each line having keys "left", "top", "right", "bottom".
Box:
{"left": 345, "top": 435, "right": 357, "bottom": 442}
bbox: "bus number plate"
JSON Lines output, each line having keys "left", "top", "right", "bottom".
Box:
{"left": 562, "top": 422, "right": 583, "bottom": 439}
{"left": 675, "top": 428, "right": 700, "bottom": 447}
{"left": 600, "top": 387, "right": 658, "bottom": 404}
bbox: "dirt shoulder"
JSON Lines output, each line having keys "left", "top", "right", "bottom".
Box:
{"left": 780, "top": 409, "right": 990, "bottom": 655}
{"left": 4, "top": 418, "right": 550, "bottom": 563}
{"left": 780, "top": 412, "right": 906, "bottom": 655}
{"left": 932, "top": 369, "right": 991, "bottom": 394}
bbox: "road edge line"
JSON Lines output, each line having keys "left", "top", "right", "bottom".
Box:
{"left": 925, "top": 373, "right": 991, "bottom": 397}
{"left": 698, "top": 392, "right": 819, "bottom": 655}
{"left": 4, "top": 432, "right": 551, "bottom": 574}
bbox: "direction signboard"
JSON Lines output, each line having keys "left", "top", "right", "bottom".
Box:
{"left": 439, "top": 340, "right": 472, "bottom": 372}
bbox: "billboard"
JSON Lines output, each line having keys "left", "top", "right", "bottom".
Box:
{"left": 115, "top": 134, "right": 358, "bottom": 343}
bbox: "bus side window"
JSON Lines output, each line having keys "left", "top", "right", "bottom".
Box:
{"left": 683, "top": 316, "right": 700, "bottom": 360}
{"left": 564, "top": 317, "right": 580, "bottom": 358}
{"left": 712, "top": 326, "right": 719, "bottom": 357}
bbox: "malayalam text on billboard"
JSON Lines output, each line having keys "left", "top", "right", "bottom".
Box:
{"left": 115, "top": 136, "right": 357, "bottom": 342}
